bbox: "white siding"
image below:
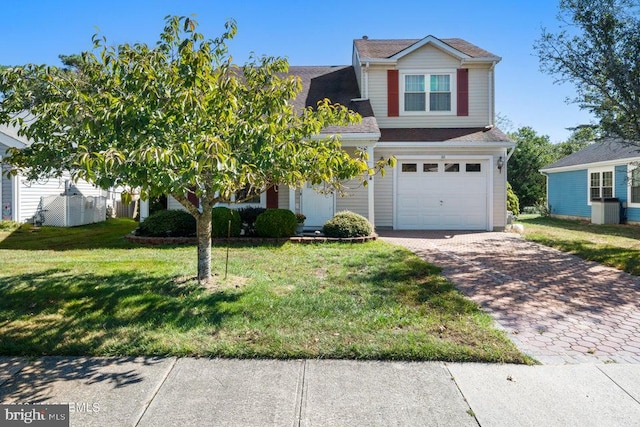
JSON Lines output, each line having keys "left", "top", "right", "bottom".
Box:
{"left": 368, "top": 64, "right": 491, "bottom": 129}
{"left": 17, "top": 174, "right": 104, "bottom": 223}
{"left": 1, "top": 144, "right": 11, "bottom": 219}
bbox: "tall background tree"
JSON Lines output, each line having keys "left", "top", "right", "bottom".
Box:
{"left": 536, "top": 0, "right": 640, "bottom": 142}
{"left": 508, "top": 127, "right": 556, "bottom": 207}
{"left": 0, "top": 16, "right": 389, "bottom": 283}
{"left": 508, "top": 125, "right": 594, "bottom": 208}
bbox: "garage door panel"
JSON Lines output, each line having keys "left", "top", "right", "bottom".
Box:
{"left": 397, "top": 160, "right": 488, "bottom": 230}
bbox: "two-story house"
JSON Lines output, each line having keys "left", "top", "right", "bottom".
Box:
{"left": 159, "top": 35, "right": 513, "bottom": 231}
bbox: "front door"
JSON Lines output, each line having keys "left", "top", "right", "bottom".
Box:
{"left": 301, "top": 183, "right": 335, "bottom": 229}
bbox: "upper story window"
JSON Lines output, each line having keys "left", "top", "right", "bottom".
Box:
{"left": 401, "top": 71, "right": 454, "bottom": 114}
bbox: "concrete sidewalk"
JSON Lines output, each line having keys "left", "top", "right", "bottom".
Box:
{"left": 1, "top": 357, "right": 639, "bottom": 426}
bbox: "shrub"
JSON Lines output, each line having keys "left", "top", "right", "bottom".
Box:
{"left": 137, "top": 210, "right": 196, "bottom": 237}
{"left": 211, "top": 207, "right": 242, "bottom": 238}
{"left": 507, "top": 182, "right": 520, "bottom": 216}
{"left": 255, "top": 209, "right": 297, "bottom": 238}
{"left": 323, "top": 211, "right": 373, "bottom": 238}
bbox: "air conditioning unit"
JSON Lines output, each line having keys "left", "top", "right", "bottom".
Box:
{"left": 591, "top": 198, "right": 620, "bottom": 224}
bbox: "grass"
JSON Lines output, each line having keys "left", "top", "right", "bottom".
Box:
{"left": 0, "top": 218, "right": 531, "bottom": 363}
{"left": 518, "top": 215, "right": 640, "bottom": 275}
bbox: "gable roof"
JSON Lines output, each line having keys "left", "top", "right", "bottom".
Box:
{"left": 288, "top": 65, "right": 379, "bottom": 136}
{"left": 541, "top": 139, "right": 640, "bottom": 171}
{"left": 354, "top": 36, "right": 500, "bottom": 62}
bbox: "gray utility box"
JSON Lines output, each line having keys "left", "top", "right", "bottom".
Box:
{"left": 591, "top": 198, "right": 620, "bottom": 224}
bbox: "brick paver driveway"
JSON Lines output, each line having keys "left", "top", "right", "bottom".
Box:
{"left": 379, "top": 231, "right": 640, "bottom": 364}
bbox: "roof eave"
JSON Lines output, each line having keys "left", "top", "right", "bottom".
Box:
{"left": 389, "top": 35, "right": 472, "bottom": 61}
{"left": 461, "top": 56, "right": 502, "bottom": 64}
{"left": 540, "top": 157, "right": 640, "bottom": 173}
{"left": 376, "top": 140, "right": 514, "bottom": 148}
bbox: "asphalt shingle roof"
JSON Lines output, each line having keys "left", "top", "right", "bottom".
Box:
{"left": 542, "top": 139, "right": 640, "bottom": 170}
{"left": 354, "top": 37, "right": 499, "bottom": 60}
{"left": 288, "top": 65, "right": 379, "bottom": 135}
{"left": 380, "top": 127, "right": 511, "bottom": 143}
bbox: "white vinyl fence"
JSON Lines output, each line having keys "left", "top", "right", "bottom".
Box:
{"left": 40, "top": 195, "right": 107, "bottom": 227}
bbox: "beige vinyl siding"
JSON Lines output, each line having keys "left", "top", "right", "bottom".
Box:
{"left": 493, "top": 164, "right": 507, "bottom": 230}
{"left": 368, "top": 65, "right": 491, "bottom": 128}
{"left": 374, "top": 173, "right": 393, "bottom": 228}
{"left": 277, "top": 185, "right": 289, "bottom": 210}
{"left": 335, "top": 178, "right": 368, "bottom": 218}
{"left": 396, "top": 44, "right": 460, "bottom": 69}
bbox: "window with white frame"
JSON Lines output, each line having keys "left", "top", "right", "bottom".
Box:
{"left": 402, "top": 73, "right": 452, "bottom": 113}
{"left": 590, "top": 170, "right": 613, "bottom": 200}
{"left": 630, "top": 166, "right": 640, "bottom": 204}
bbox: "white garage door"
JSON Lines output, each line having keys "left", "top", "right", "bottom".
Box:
{"left": 396, "top": 160, "right": 489, "bottom": 230}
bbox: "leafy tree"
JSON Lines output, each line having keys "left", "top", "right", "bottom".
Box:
{"left": 553, "top": 125, "right": 596, "bottom": 158}
{"left": 508, "top": 127, "right": 556, "bottom": 207}
{"left": 0, "top": 16, "right": 390, "bottom": 282}
{"left": 536, "top": 0, "right": 640, "bottom": 141}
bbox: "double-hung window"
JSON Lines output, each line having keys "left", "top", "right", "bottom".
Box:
{"left": 402, "top": 73, "right": 452, "bottom": 113}
{"left": 630, "top": 166, "right": 640, "bottom": 204}
{"left": 589, "top": 170, "right": 613, "bottom": 200}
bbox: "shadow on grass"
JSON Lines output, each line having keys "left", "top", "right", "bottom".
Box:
{"left": 520, "top": 216, "right": 640, "bottom": 240}
{"left": 341, "top": 246, "right": 480, "bottom": 315}
{"left": 526, "top": 236, "right": 640, "bottom": 276}
{"left": 0, "top": 269, "right": 241, "bottom": 356}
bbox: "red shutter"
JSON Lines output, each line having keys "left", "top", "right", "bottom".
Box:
{"left": 187, "top": 188, "right": 200, "bottom": 209}
{"left": 387, "top": 69, "right": 399, "bottom": 117}
{"left": 457, "top": 68, "right": 469, "bottom": 116}
{"left": 266, "top": 185, "right": 278, "bottom": 208}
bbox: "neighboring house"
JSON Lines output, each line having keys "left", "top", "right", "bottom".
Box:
{"left": 148, "top": 35, "right": 514, "bottom": 231}
{"left": 540, "top": 139, "right": 640, "bottom": 224}
{"left": 0, "top": 123, "right": 112, "bottom": 225}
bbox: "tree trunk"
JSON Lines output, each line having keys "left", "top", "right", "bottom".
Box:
{"left": 196, "top": 208, "right": 212, "bottom": 283}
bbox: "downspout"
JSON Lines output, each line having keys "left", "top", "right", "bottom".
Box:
{"left": 488, "top": 61, "right": 496, "bottom": 126}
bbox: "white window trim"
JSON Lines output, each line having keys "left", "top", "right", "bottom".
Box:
{"left": 399, "top": 69, "right": 457, "bottom": 116}
{"left": 215, "top": 191, "right": 267, "bottom": 209}
{"left": 587, "top": 167, "right": 615, "bottom": 206}
{"left": 627, "top": 163, "right": 640, "bottom": 208}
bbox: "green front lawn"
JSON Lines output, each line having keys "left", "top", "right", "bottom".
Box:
{"left": 0, "top": 219, "right": 530, "bottom": 363}
{"left": 519, "top": 216, "right": 640, "bottom": 275}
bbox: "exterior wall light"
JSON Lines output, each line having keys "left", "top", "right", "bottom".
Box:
{"left": 497, "top": 156, "right": 504, "bottom": 173}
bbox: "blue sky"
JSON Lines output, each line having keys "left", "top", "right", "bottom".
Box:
{"left": 1, "top": 0, "right": 593, "bottom": 142}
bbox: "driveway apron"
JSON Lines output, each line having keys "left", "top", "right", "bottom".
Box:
{"left": 379, "top": 231, "right": 640, "bottom": 364}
